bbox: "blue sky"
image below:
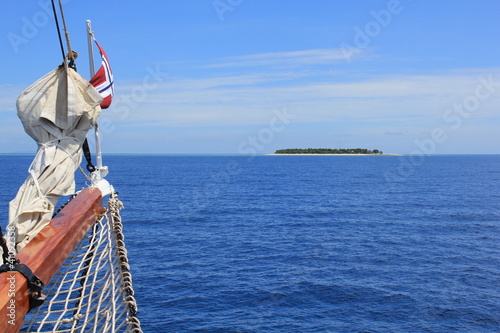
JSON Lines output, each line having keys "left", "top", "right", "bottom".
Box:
{"left": 0, "top": 0, "right": 499, "bottom": 154}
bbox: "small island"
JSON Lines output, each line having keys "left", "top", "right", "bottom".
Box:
{"left": 273, "top": 148, "right": 383, "bottom": 155}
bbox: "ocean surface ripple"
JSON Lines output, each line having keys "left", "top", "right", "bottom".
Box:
{"left": 1, "top": 155, "right": 499, "bottom": 332}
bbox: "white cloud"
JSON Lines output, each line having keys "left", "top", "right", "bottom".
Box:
{"left": 0, "top": 84, "right": 22, "bottom": 113}
{"left": 108, "top": 66, "right": 500, "bottom": 130}
{"left": 206, "top": 48, "right": 349, "bottom": 68}
{"left": 2, "top": 45, "right": 499, "bottom": 153}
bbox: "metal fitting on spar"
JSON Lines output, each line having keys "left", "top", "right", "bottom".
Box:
{"left": 237, "top": 108, "right": 296, "bottom": 156}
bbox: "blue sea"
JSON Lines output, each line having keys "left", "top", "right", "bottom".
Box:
{"left": 1, "top": 154, "right": 500, "bottom": 332}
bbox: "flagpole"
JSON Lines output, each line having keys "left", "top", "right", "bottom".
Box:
{"left": 86, "top": 20, "right": 104, "bottom": 179}
{"left": 87, "top": 20, "right": 95, "bottom": 77}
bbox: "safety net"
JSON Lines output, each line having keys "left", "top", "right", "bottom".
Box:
{"left": 20, "top": 193, "right": 142, "bottom": 333}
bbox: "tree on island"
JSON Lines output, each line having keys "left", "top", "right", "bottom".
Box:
{"left": 274, "top": 148, "right": 383, "bottom": 154}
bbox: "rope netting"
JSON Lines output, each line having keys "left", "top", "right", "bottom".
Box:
{"left": 20, "top": 193, "right": 142, "bottom": 333}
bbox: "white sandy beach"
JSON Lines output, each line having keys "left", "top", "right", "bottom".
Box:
{"left": 267, "top": 153, "right": 402, "bottom": 156}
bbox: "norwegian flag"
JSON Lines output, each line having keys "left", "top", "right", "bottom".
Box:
{"left": 89, "top": 41, "right": 114, "bottom": 109}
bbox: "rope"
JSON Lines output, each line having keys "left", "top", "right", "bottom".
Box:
{"left": 5, "top": 136, "right": 82, "bottom": 256}
{"left": 28, "top": 137, "right": 82, "bottom": 199}
{"left": 72, "top": 218, "right": 99, "bottom": 326}
{"left": 57, "top": 0, "right": 74, "bottom": 61}
{"left": 50, "top": 0, "right": 65, "bottom": 61}
{"left": 108, "top": 194, "right": 141, "bottom": 325}
{"left": 51, "top": 0, "right": 78, "bottom": 68}
{"left": 20, "top": 193, "right": 143, "bottom": 333}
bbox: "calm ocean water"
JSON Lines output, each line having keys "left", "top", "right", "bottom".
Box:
{"left": 1, "top": 154, "right": 499, "bottom": 332}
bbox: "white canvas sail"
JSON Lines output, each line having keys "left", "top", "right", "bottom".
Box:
{"left": 7, "top": 65, "right": 102, "bottom": 252}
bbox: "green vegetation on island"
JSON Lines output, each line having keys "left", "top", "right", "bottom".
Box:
{"left": 274, "top": 148, "right": 383, "bottom": 155}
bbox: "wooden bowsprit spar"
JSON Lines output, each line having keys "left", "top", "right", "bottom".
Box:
{"left": 0, "top": 188, "right": 105, "bottom": 332}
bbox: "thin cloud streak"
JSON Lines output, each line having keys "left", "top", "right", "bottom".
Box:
{"left": 206, "top": 48, "right": 350, "bottom": 68}
{"left": 117, "top": 68, "right": 500, "bottom": 107}
{"left": 0, "top": 84, "right": 23, "bottom": 113}
{"left": 93, "top": 64, "right": 500, "bottom": 156}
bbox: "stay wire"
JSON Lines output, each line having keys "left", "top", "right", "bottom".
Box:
{"left": 51, "top": 0, "right": 65, "bottom": 61}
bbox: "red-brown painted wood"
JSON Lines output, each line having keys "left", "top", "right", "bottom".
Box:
{"left": 0, "top": 187, "right": 104, "bottom": 332}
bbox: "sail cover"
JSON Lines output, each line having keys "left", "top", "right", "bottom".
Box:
{"left": 8, "top": 65, "right": 102, "bottom": 252}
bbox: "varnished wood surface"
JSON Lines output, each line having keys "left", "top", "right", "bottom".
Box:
{"left": 0, "top": 187, "right": 104, "bottom": 332}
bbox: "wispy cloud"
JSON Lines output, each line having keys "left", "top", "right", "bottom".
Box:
{"left": 120, "top": 67, "right": 500, "bottom": 104}
{"left": 107, "top": 65, "right": 500, "bottom": 134}
{"left": 206, "top": 48, "right": 349, "bottom": 68}
{"left": 2, "top": 46, "right": 499, "bottom": 154}
{"left": 0, "top": 84, "right": 22, "bottom": 113}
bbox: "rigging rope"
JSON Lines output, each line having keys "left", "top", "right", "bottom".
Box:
{"left": 57, "top": 0, "right": 75, "bottom": 61}
{"left": 51, "top": 0, "right": 77, "bottom": 68}
{"left": 50, "top": 0, "right": 65, "bottom": 61}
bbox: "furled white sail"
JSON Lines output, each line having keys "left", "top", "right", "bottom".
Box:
{"left": 7, "top": 65, "right": 102, "bottom": 252}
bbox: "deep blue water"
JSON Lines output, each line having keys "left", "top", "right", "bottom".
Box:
{"left": 1, "top": 154, "right": 500, "bottom": 332}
